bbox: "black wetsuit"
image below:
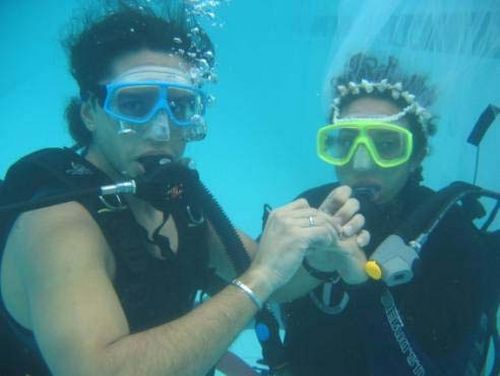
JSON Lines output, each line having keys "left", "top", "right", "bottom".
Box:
{"left": 0, "top": 148, "right": 213, "bottom": 375}
{"left": 282, "top": 181, "right": 490, "bottom": 376}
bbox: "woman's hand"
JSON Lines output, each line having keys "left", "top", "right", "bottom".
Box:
{"left": 305, "top": 185, "right": 370, "bottom": 285}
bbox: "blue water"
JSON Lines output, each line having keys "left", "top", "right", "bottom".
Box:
{"left": 1, "top": 0, "right": 498, "bottom": 374}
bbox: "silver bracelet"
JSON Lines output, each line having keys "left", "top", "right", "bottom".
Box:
{"left": 231, "top": 279, "right": 263, "bottom": 310}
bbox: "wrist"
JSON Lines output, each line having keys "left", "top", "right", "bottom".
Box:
{"left": 335, "top": 259, "right": 369, "bottom": 285}
{"left": 237, "top": 267, "right": 276, "bottom": 303}
{"left": 339, "top": 270, "right": 369, "bottom": 285}
{"left": 302, "top": 257, "right": 338, "bottom": 282}
{"left": 230, "top": 279, "right": 263, "bottom": 310}
{"left": 334, "top": 247, "right": 369, "bottom": 285}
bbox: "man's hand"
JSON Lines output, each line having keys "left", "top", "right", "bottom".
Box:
{"left": 249, "top": 198, "right": 339, "bottom": 291}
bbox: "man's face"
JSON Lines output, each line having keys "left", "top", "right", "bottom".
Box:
{"left": 335, "top": 97, "right": 421, "bottom": 204}
{"left": 86, "top": 50, "right": 194, "bottom": 180}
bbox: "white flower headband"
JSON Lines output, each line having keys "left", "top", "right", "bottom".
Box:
{"left": 332, "top": 79, "right": 434, "bottom": 136}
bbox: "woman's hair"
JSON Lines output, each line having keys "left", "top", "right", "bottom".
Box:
{"left": 330, "top": 53, "right": 438, "bottom": 182}
{"left": 61, "top": 1, "right": 215, "bottom": 147}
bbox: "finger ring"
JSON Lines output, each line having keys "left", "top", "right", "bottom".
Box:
{"left": 308, "top": 216, "right": 315, "bottom": 227}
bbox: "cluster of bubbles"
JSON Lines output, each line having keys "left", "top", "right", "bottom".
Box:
{"left": 185, "top": 0, "right": 231, "bottom": 27}
{"left": 179, "top": 0, "right": 229, "bottom": 89}
{"left": 169, "top": 34, "right": 217, "bottom": 86}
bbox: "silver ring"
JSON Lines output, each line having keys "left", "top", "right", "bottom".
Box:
{"left": 308, "top": 215, "right": 315, "bottom": 227}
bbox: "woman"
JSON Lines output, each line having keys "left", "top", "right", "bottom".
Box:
{"left": 278, "top": 53, "right": 490, "bottom": 376}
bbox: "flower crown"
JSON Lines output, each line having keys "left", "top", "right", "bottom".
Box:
{"left": 332, "top": 79, "right": 434, "bottom": 136}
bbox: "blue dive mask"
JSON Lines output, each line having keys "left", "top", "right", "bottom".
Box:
{"left": 96, "top": 65, "right": 209, "bottom": 142}
{"left": 102, "top": 80, "right": 207, "bottom": 127}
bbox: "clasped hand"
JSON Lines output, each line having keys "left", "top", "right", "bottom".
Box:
{"left": 307, "top": 185, "right": 370, "bottom": 284}
{"left": 254, "top": 186, "right": 370, "bottom": 289}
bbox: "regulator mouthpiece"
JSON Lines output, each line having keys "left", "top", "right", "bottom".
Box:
{"left": 135, "top": 155, "right": 199, "bottom": 212}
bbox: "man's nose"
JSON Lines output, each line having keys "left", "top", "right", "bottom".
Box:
{"left": 143, "top": 110, "right": 172, "bottom": 141}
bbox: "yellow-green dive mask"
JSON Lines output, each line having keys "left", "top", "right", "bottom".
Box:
{"left": 317, "top": 119, "right": 414, "bottom": 168}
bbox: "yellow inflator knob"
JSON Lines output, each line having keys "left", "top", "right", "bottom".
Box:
{"left": 365, "top": 260, "right": 382, "bottom": 280}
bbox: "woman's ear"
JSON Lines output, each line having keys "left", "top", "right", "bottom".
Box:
{"left": 409, "top": 146, "right": 428, "bottom": 172}
{"left": 80, "top": 99, "right": 97, "bottom": 132}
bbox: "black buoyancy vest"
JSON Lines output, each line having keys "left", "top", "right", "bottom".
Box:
{"left": 0, "top": 148, "right": 211, "bottom": 373}
{"left": 282, "top": 181, "right": 494, "bottom": 376}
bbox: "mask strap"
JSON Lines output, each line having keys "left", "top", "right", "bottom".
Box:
{"left": 335, "top": 104, "right": 414, "bottom": 124}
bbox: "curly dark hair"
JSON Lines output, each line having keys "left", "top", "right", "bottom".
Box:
{"left": 61, "top": 0, "right": 215, "bottom": 147}
{"left": 330, "top": 53, "right": 438, "bottom": 183}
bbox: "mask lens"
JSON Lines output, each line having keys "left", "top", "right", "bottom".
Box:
{"left": 167, "top": 86, "right": 205, "bottom": 124}
{"left": 110, "top": 85, "right": 160, "bottom": 121}
{"left": 322, "top": 127, "right": 359, "bottom": 160}
{"left": 368, "top": 128, "right": 407, "bottom": 160}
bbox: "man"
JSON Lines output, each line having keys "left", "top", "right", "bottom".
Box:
{"left": 0, "top": 3, "right": 365, "bottom": 375}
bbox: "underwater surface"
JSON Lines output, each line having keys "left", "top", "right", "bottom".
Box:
{"left": 0, "top": 0, "right": 498, "bottom": 374}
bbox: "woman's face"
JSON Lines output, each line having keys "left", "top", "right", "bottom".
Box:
{"left": 84, "top": 49, "right": 191, "bottom": 180}
{"left": 335, "top": 96, "right": 422, "bottom": 204}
